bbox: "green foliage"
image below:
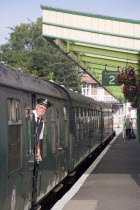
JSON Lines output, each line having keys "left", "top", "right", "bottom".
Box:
{"left": 0, "top": 18, "right": 82, "bottom": 92}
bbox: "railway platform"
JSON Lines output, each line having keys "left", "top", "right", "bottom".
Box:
{"left": 51, "top": 127, "right": 140, "bottom": 210}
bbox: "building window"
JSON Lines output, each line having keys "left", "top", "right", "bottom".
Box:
{"left": 81, "top": 84, "right": 92, "bottom": 97}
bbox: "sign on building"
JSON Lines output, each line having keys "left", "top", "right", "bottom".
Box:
{"left": 102, "top": 71, "right": 119, "bottom": 86}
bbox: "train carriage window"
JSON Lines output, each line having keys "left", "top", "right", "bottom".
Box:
{"left": 63, "top": 106, "right": 67, "bottom": 118}
{"left": 89, "top": 109, "right": 92, "bottom": 131}
{"left": 88, "top": 108, "right": 90, "bottom": 116}
{"left": 25, "top": 106, "right": 32, "bottom": 156}
{"left": 50, "top": 104, "right": 56, "bottom": 153}
{"left": 94, "top": 109, "right": 97, "bottom": 131}
{"left": 7, "top": 98, "right": 22, "bottom": 173}
{"left": 72, "top": 107, "right": 76, "bottom": 135}
{"left": 95, "top": 110, "right": 97, "bottom": 116}
{"left": 74, "top": 106, "right": 81, "bottom": 141}
{"left": 84, "top": 108, "right": 86, "bottom": 117}
{"left": 97, "top": 110, "right": 99, "bottom": 129}
{"left": 56, "top": 109, "right": 60, "bottom": 145}
{"left": 8, "top": 99, "right": 21, "bottom": 122}
{"left": 63, "top": 106, "right": 68, "bottom": 147}
{"left": 91, "top": 109, "right": 93, "bottom": 116}
{"left": 80, "top": 107, "right": 83, "bottom": 117}
{"left": 42, "top": 114, "right": 47, "bottom": 158}
{"left": 76, "top": 106, "right": 79, "bottom": 117}
{"left": 93, "top": 109, "right": 95, "bottom": 116}
{"left": 92, "top": 109, "right": 94, "bottom": 130}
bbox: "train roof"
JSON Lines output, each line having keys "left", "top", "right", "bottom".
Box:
{"left": 63, "top": 86, "right": 112, "bottom": 109}
{"left": 99, "top": 101, "right": 112, "bottom": 109}
{"left": 0, "top": 63, "right": 112, "bottom": 109}
{"left": 0, "top": 63, "right": 68, "bottom": 100}
{"left": 63, "top": 86, "right": 97, "bottom": 105}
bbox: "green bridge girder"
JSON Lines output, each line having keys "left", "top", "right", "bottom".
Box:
{"left": 45, "top": 38, "right": 140, "bottom": 101}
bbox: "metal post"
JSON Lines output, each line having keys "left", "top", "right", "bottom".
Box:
{"left": 137, "top": 108, "right": 140, "bottom": 142}
{"left": 117, "top": 103, "right": 120, "bottom": 128}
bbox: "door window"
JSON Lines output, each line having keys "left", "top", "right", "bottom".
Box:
{"left": 7, "top": 98, "right": 22, "bottom": 172}
{"left": 63, "top": 106, "right": 68, "bottom": 147}
{"left": 50, "top": 104, "right": 56, "bottom": 153}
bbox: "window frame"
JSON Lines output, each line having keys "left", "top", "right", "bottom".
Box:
{"left": 7, "top": 98, "right": 22, "bottom": 173}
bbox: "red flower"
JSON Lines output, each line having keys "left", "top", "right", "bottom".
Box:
{"left": 117, "top": 66, "right": 136, "bottom": 85}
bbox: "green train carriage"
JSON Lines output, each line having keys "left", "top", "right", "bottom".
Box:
{"left": 0, "top": 63, "right": 114, "bottom": 210}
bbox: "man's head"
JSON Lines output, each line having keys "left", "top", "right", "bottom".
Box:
{"left": 36, "top": 98, "right": 51, "bottom": 117}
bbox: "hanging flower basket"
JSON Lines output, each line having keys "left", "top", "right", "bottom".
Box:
{"left": 122, "top": 84, "right": 138, "bottom": 101}
{"left": 117, "top": 66, "right": 139, "bottom": 102}
{"left": 117, "top": 66, "right": 136, "bottom": 85}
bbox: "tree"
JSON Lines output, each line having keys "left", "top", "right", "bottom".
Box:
{"left": 0, "top": 18, "right": 82, "bottom": 92}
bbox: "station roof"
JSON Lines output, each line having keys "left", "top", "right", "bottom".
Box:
{"left": 41, "top": 6, "right": 140, "bottom": 102}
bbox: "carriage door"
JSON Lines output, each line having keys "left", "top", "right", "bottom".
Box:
{"left": 7, "top": 91, "right": 34, "bottom": 210}
{"left": 23, "top": 92, "right": 34, "bottom": 208}
{"left": 23, "top": 92, "right": 34, "bottom": 166}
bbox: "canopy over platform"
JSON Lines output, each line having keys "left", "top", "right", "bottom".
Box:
{"left": 41, "top": 6, "right": 140, "bottom": 102}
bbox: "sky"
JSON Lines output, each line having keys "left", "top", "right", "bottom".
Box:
{"left": 1, "top": 0, "right": 140, "bottom": 45}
